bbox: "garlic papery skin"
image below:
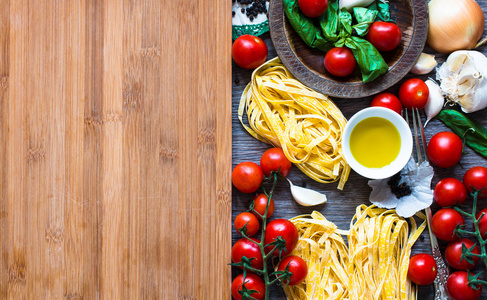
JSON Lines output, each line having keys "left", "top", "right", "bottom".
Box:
{"left": 436, "top": 50, "right": 487, "bottom": 113}
{"left": 287, "top": 178, "right": 327, "bottom": 206}
{"left": 427, "top": 0, "right": 484, "bottom": 53}
{"left": 339, "top": 0, "right": 375, "bottom": 11}
{"left": 410, "top": 53, "right": 438, "bottom": 75}
{"left": 423, "top": 79, "right": 444, "bottom": 126}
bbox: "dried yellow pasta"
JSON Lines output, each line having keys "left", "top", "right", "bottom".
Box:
{"left": 283, "top": 205, "right": 426, "bottom": 300}
{"left": 238, "top": 57, "right": 350, "bottom": 189}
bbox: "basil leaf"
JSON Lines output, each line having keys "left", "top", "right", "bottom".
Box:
{"left": 344, "top": 36, "right": 388, "bottom": 82}
{"left": 352, "top": 7, "right": 378, "bottom": 36}
{"left": 437, "top": 109, "right": 487, "bottom": 158}
{"left": 320, "top": 0, "right": 340, "bottom": 41}
{"left": 367, "top": 0, "right": 390, "bottom": 21}
{"left": 286, "top": 0, "right": 388, "bottom": 82}
{"left": 338, "top": 9, "right": 353, "bottom": 37}
{"left": 283, "top": 0, "right": 331, "bottom": 52}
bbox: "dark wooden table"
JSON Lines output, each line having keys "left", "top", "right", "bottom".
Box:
{"left": 232, "top": 11, "right": 487, "bottom": 298}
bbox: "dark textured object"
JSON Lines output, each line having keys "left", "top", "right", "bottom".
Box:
{"left": 268, "top": 0, "right": 429, "bottom": 98}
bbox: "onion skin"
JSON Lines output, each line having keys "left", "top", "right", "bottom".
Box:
{"left": 427, "top": 0, "right": 484, "bottom": 54}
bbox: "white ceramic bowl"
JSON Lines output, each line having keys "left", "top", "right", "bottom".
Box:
{"left": 342, "top": 107, "right": 413, "bottom": 179}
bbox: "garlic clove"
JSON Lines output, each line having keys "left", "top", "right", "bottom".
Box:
{"left": 287, "top": 178, "right": 327, "bottom": 206}
{"left": 410, "top": 53, "right": 438, "bottom": 75}
{"left": 424, "top": 79, "right": 444, "bottom": 127}
{"left": 458, "top": 73, "right": 487, "bottom": 113}
{"left": 446, "top": 51, "right": 470, "bottom": 73}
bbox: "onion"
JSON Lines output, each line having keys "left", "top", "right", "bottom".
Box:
{"left": 427, "top": 0, "right": 485, "bottom": 54}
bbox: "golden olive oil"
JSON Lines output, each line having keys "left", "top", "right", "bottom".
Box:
{"left": 350, "top": 117, "right": 401, "bottom": 168}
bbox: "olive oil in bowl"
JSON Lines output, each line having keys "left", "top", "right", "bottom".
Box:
{"left": 349, "top": 117, "right": 401, "bottom": 168}
{"left": 342, "top": 107, "right": 412, "bottom": 179}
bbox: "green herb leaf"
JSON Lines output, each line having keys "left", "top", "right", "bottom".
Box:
{"left": 283, "top": 0, "right": 332, "bottom": 51}
{"left": 352, "top": 7, "right": 378, "bottom": 36}
{"left": 319, "top": 0, "right": 340, "bottom": 41}
{"left": 338, "top": 9, "right": 353, "bottom": 36}
{"left": 367, "top": 0, "right": 391, "bottom": 21}
{"left": 437, "top": 109, "right": 487, "bottom": 158}
{"left": 285, "top": 0, "right": 388, "bottom": 82}
{"left": 320, "top": 1, "right": 388, "bottom": 82}
{"left": 344, "top": 36, "right": 388, "bottom": 82}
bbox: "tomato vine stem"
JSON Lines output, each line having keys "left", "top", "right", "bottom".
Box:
{"left": 239, "top": 172, "right": 291, "bottom": 300}
{"left": 453, "top": 189, "right": 487, "bottom": 288}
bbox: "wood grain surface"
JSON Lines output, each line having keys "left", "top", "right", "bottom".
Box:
{"left": 0, "top": 1, "right": 232, "bottom": 299}
{"left": 232, "top": 13, "right": 487, "bottom": 300}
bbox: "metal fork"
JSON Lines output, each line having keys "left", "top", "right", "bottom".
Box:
{"left": 405, "top": 108, "right": 451, "bottom": 300}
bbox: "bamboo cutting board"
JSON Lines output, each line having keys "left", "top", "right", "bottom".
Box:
{"left": 0, "top": 1, "right": 232, "bottom": 299}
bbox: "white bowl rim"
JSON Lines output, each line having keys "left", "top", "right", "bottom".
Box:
{"left": 342, "top": 107, "right": 413, "bottom": 180}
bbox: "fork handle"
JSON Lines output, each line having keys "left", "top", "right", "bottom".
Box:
{"left": 431, "top": 244, "right": 451, "bottom": 300}
{"left": 425, "top": 207, "right": 451, "bottom": 299}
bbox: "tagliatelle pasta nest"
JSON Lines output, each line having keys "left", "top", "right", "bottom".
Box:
{"left": 238, "top": 57, "right": 350, "bottom": 189}
{"left": 283, "top": 205, "right": 426, "bottom": 300}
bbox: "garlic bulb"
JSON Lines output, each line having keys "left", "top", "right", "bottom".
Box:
{"left": 427, "top": 0, "right": 484, "bottom": 53}
{"left": 436, "top": 50, "right": 487, "bottom": 113}
{"left": 410, "top": 53, "right": 437, "bottom": 75}
{"left": 286, "top": 178, "right": 327, "bottom": 206}
{"left": 423, "top": 79, "right": 444, "bottom": 126}
{"left": 339, "top": 0, "right": 375, "bottom": 11}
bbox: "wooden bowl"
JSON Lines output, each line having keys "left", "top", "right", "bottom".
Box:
{"left": 269, "top": 0, "right": 429, "bottom": 98}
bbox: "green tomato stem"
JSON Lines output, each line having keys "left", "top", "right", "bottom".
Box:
{"left": 458, "top": 190, "right": 487, "bottom": 287}
{"left": 456, "top": 228, "right": 477, "bottom": 237}
{"left": 238, "top": 172, "right": 291, "bottom": 300}
{"left": 257, "top": 172, "right": 279, "bottom": 300}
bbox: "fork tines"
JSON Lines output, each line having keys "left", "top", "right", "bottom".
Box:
{"left": 408, "top": 108, "right": 429, "bottom": 165}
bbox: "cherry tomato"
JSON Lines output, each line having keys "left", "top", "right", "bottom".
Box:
{"left": 445, "top": 238, "right": 480, "bottom": 270}
{"left": 427, "top": 132, "right": 463, "bottom": 168}
{"left": 252, "top": 193, "right": 275, "bottom": 220}
{"left": 232, "top": 162, "right": 264, "bottom": 193}
{"left": 447, "top": 271, "right": 482, "bottom": 300}
{"left": 434, "top": 178, "right": 467, "bottom": 207}
{"left": 260, "top": 148, "right": 292, "bottom": 177}
{"left": 398, "top": 78, "right": 429, "bottom": 110}
{"left": 463, "top": 166, "right": 487, "bottom": 199}
{"left": 324, "top": 47, "right": 356, "bottom": 77}
{"left": 232, "top": 35, "right": 268, "bottom": 69}
{"left": 407, "top": 253, "right": 437, "bottom": 285}
{"left": 370, "top": 93, "right": 403, "bottom": 115}
{"left": 264, "top": 219, "right": 299, "bottom": 257}
{"left": 298, "top": 0, "right": 328, "bottom": 18}
{"left": 431, "top": 208, "right": 465, "bottom": 241}
{"left": 277, "top": 255, "right": 308, "bottom": 286}
{"left": 476, "top": 208, "right": 487, "bottom": 239}
{"left": 231, "top": 238, "right": 264, "bottom": 270}
{"left": 366, "top": 21, "right": 402, "bottom": 52}
{"left": 231, "top": 272, "right": 266, "bottom": 300}
{"left": 234, "top": 212, "right": 260, "bottom": 236}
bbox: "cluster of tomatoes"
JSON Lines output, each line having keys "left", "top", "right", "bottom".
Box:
{"left": 371, "top": 78, "right": 465, "bottom": 168}
{"left": 231, "top": 148, "right": 308, "bottom": 300}
{"left": 371, "top": 78, "right": 429, "bottom": 113}
{"left": 408, "top": 166, "right": 487, "bottom": 300}
{"left": 297, "top": 0, "right": 401, "bottom": 77}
